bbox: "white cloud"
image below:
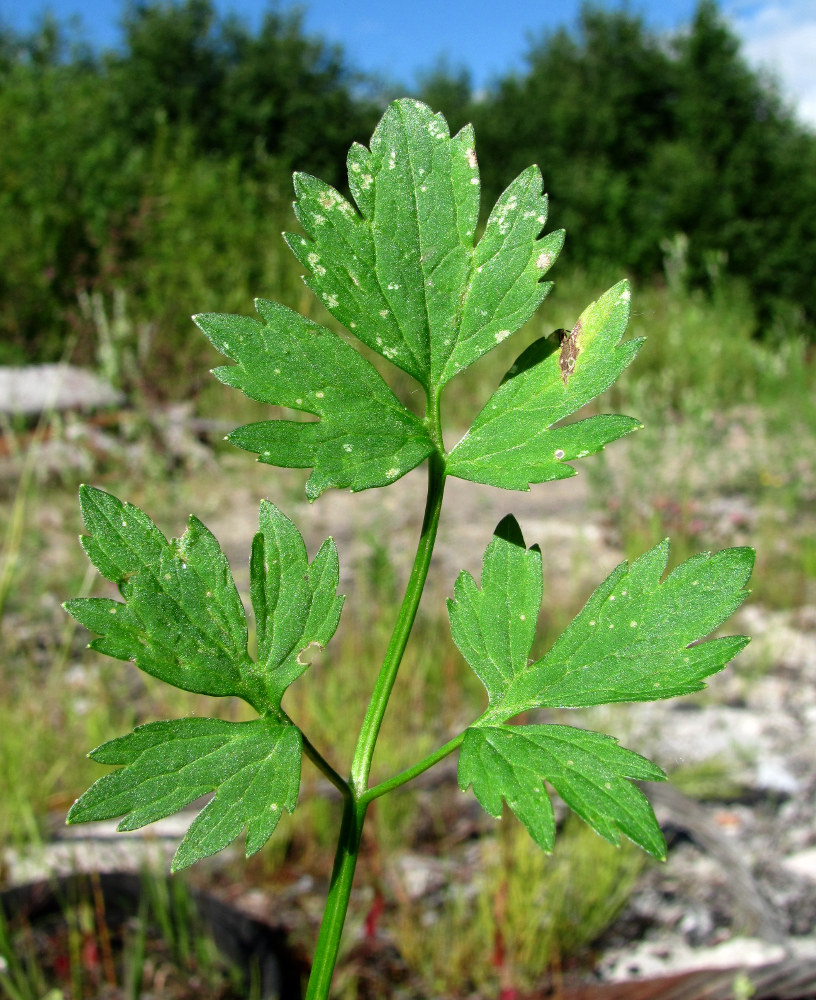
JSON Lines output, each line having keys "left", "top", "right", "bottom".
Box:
{"left": 726, "top": 0, "right": 816, "bottom": 128}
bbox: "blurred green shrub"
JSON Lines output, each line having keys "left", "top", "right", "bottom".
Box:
{"left": 2, "top": 0, "right": 816, "bottom": 385}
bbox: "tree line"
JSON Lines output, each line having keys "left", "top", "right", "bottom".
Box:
{"left": 2, "top": 0, "right": 814, "bottom": 373}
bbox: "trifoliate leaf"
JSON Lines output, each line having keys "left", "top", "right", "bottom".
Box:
{"left": 64, "top": 488, "right": 343, "bottom": 714}
{"left": 452, "top": 519, "right": 753, "bottom": 855}
{"left": 67, "top": 717, "right": 302, "bottom": 871}
{"left": 285, "top": 98, "right": 563, "bottom": 391}
{"left": 458, "top": 724, "right": 666, "bottom": 857}
{"left": 193, "top": 300, "right": 434, "bottom": 499}
{"left": 446, "top": 281, "right": 643, "bottom": 489}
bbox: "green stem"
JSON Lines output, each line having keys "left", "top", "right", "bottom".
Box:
{"left": 277, "top": 707, "right": 351, "bottom": 799}
{"left": 303, "top": 795, "right": 366, "bottom": 1000}
{"left": 300, "top": 731, "right": 352, "bottom": 801}
{"left": 360, "top": 731, "right": 465, "bottom": 806}
{"left": 303, "top": 449, "right": 447, "bottom": 999}
{"left": 350, "top": 450, "right": 446, "bottom": 796}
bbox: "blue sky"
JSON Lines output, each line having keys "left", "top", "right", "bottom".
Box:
{"left": 4, "top": 0, "right": 816, "bottom": 124}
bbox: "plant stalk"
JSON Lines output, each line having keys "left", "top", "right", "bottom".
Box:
{"left": 303, "top": 450, "right": 446, "bottom": 999}
{"left": 303, "top": 795, "right": 366, "bottom": 1000}
{"left": 349, "top": 449, "right": 446, "bottom": 797}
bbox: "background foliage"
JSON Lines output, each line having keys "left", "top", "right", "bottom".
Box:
{"left": 2, "top": 0, "right": 815, "bottom": 386}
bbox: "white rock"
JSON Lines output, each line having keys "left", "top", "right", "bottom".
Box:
{"left": 756, "top": 756, "right": 801, "bottom": 795}
{"left": 782, "top": 847, "right": 816, "bottom": 882}
{"left": 0, "top": 364, "right": 123, "bottom": 415}
{"left": 391, "top": 853, "right": 450, "bottom": 900}
{"left": 602, "top": 935, "right": 786, "bottom": 982}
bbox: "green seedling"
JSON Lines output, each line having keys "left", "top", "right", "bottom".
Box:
{"left": 65, "top": 100, "right": 753, "bottom": 998}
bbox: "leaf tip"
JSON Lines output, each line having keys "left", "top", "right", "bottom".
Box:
{"left": 171, "top": 835, "right": 204, "bottom": 873}
{"left": 78, "top": 483, "right": 112, "bottom": 518}
{"left": 292, "top": 171, "right": 313, "bottom": 198}
{"left": 735, "top": 545, "right": 757, "bottom": 576}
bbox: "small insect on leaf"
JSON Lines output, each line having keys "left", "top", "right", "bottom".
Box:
{"left": 446, "top": 281, "right": 644, "bottom": 490}
{"left": 558, "top": 323, "right": 581, "bottom": 384}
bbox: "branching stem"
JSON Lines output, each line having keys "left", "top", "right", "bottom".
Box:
{"left": 304, "top": 448, "right": 447, "bottom": 999}
{"left": 360, "top": 731, "right": 465, "bottom": 806}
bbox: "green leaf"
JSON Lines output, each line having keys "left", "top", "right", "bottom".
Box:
{"left": 447, "top": 514, "right": 542, "bottom": 706}
{"left": 452, "top": 519, "right": 753, "bottom": 855}
{"left": 65, "top": 485, "right": 256, "bottom": 704}
{"left": 492, "top": 540, "right": 754, "bottom": 720}
{"left": 66, "top": 491, "right": 342, "bottom": 866}
{"left": 458, "top": 724, "right": 666, "bottom": 857}
{"left": 452, "top": 521, "right": 752, "bottom": 720}
{"left": 250, "top": 500, "right": 345, "bottom": 707}
{"left": 67, "top": 717, "right": 301, "bottom": 871}
{"left": 193, "top": 300, "right": 434, "bottom": 499}
{"left": 64, "top": 488, "right": 343, "bottom": 714}
{"left": 285, "top": 98, "right": 563, "bottom": 391}
{"left": 446, "top": 281, "right": 643, "bottom": 489}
